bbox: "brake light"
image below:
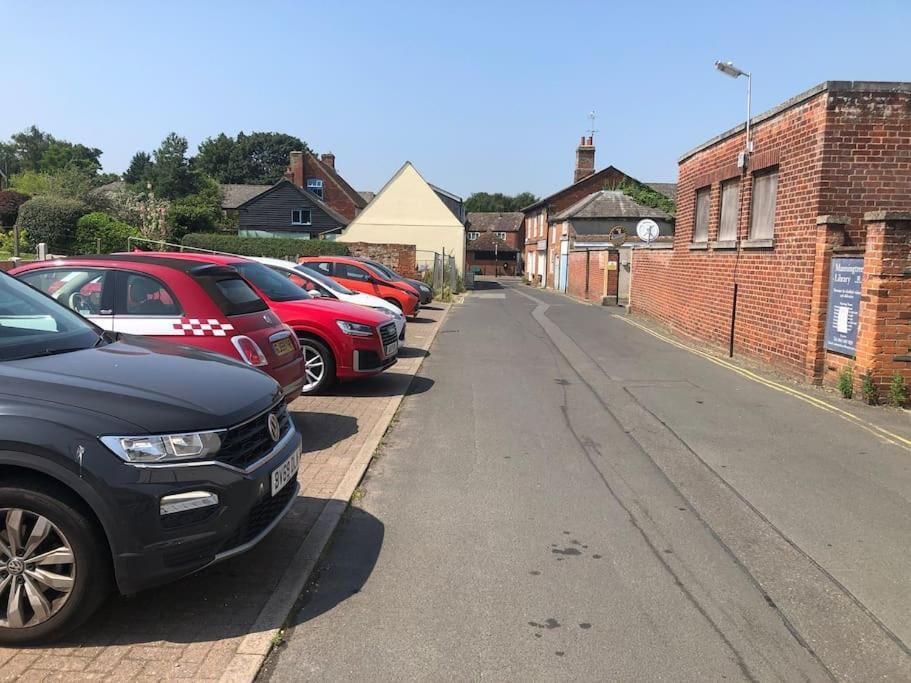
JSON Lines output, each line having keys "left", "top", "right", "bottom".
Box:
{"left": 231, "top": 335, "right": 268, "bottom": 367}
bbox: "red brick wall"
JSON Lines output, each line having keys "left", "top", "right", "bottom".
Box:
{"left": 467, "top": 256, "right": 518, "bottom": 276}
{"left": 567, "top": 250, "right": 619, "bottom": 303}
{"left": 286, "top": 152, "right": 361, "bottom": 221}
{"left": 345, "top": 242, "right": 417, "bottom": 278}
{"left": 631, "top": 84, "right": 911, "bottom": 380}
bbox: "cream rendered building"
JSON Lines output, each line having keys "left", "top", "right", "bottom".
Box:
{"left": 335, "top": 162, "right": 466, "bottom": 274}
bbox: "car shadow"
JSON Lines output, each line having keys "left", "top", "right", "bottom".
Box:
{"left": 329, "top": 373, "right": 434, "bottom": 398}
{"left": 421, "top": 304, "right": 445, "bottom": 311}
{"left": 472, "top": 279, "right": 506, "bottom": 290}
{"left": 409, "top": 316, "right": 437, "bottom": 324}
{"left": 290, "top": 411, "right": 358, "bottom": 454}
{"left": 396, "top": 347, "right": 429, "bottom": 359}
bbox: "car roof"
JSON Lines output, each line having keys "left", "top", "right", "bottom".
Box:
{"left": 252, "top": 256, "right": 298, "bottom": 269}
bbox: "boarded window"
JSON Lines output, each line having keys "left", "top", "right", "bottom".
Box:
{"left": 718, "top": 179, "right": 741, "bottom": 242}
{"left": 749, "top": 169, "right": 778, "bottom": 240}
{"left": 693, "top": 187, "right": 710, "bottom": 242}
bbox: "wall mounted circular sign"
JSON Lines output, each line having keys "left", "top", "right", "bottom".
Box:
{"left": 636, "top": 218, "right": 660, "bottom": 244}
{"left": 608, "top": 226, "right": 628, "bottom": 247}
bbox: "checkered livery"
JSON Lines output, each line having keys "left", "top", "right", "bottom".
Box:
{"left": 173, "top": 318, "right": 235, "bottom": 337}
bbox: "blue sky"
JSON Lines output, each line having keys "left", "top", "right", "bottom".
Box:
{"left": 3, "top": 1, "right": 909, "bottom": 197}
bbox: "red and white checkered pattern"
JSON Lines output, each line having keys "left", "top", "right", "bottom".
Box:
{"left": 172, "top": 318, "right": 235, "bottom": 337}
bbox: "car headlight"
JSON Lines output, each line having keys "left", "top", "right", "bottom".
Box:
{"left": 336, "top": 320, "right": 375, "bottom": 337}
{"left": 419, "top": 284, "right": 431, "bottom": 294}
{"left": 101, "top": 431, "right": 223, "bottom": 464}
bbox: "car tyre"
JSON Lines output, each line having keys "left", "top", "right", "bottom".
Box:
{"left": 298, "top": 336, "right": 336, "bottom": 395}
{"left": 0, "top": 483, "right": 111, "bottom": 644}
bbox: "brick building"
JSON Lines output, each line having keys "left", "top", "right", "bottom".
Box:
{"left": 283, "top": 150, "right": 367, "bottom": 221}
{"left": 466, "top": 212, "right": 524, "bottom": 275}
{"left": 630, "top": 81, "right": 911, "bottom": 397}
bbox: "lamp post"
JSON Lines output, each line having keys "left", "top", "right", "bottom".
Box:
{"left": 714, "top": 60, "right": 753, "bottom": 160}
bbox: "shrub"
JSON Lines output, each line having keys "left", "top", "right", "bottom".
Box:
{"left": 0, "top": 227, "right": 29, "bottom": 254}
{"left": 180, "top": 233, "right": 350, "bottom": 259}
{"left": 861, "top": 369, "right": 878, "bottom": 405}
{"left": 0, "top": 191, "right": 30, "bottom": 227}
{"left": 888, "top": 373, "right": 908, "bottom": 408}
{"left": 74, "top": 212, "right": 141, "bottom": 254}
{"left": 837, "top": 366, "right": 853, "bottom": 399}
{"left": 166, "top": 177, "right": 223, "bottom": 238}
{"left": 15, "top": 196, "right": 88, "bottom": 252}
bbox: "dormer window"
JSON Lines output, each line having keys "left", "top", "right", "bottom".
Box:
{"left": 307, "top": 178, "right": 324, "bottom": 199}
{"left": 467, "top": 231, "right": 480, "bottom": 241}
{"left": 291, "top": 209, "right": 312, "bottom": 225}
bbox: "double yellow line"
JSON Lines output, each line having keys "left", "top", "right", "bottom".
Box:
{"left": 614, "top": 315, "right": 911, "bottom": 453}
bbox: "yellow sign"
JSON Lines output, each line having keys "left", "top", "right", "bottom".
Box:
{"left": 606, "top": 261, "right": 618, "bottom": 271}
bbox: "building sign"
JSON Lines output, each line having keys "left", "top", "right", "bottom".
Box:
{"left": 824, "top": 257, "right": 864, "bottom": 356}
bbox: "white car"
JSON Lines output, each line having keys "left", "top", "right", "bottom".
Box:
{"left": 253, "top": 257, "right": 406, "bottom": 341}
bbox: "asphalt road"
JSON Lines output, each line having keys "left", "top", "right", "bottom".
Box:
{"left": 262, "top": 281, "right": 911, "bottom": 682}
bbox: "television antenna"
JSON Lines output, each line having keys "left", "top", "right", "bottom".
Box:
{"left": 587, "top": 110, "right": 599, "bottom": 139}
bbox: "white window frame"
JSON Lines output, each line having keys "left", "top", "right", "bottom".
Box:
{"left": 495, "top": 231, "right": 507, "bottom": 240}
{"left": 291, "top": 208, "right": 312, "bottom": 226}
{"left": 467, "top": 231, "right": 479, "bottom": 241}
{"left": 306, "top": 178, "right": 324, "bottom": 199}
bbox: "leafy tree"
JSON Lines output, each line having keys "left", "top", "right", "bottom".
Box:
{"left": 196, "top": 131, "right": 308, "bottom": 184}
{"left": 166, "top": 175, "right": 223, "bottom": 238}
{"left": 74, "top": 212, "right": 140, "bottom": 254}
{"left": 151, "top": 132, "right": 196, "bottom": 199}
{"left": 465, "top": 191, "right": 539, "bottom": 212}
{"left": 124, "top": 151, "right": 153, "bottom": 185}
{"left": 0, "top": 190, "right": 30, "bottom": 226}
{"left": 0, "top": 142, "right": 19, "bottom": 176}
{"left": 11, "top": 126, "right": 55, "bottom": 172}
{"left": 40, "top": 142, "right": 102, "bottom": 174}
{"left": 15, "top": 196, "right": 88, "bottom": 252}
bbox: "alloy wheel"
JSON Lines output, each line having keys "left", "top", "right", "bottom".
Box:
{"left": 301, "top": 343, "right": 326, "bottom": 392}
{"left": 0, "top": 508, "right": 76, "bottom": 629}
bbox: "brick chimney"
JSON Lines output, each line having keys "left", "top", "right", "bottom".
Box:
{"left": 284, "top": 150, "right": 304, "bottom": 187}
{"left": 320, "top": 152, "right": 335, "bottom": 170}
{"left": 574, "top": 135, "right": 595, "bottom": 183}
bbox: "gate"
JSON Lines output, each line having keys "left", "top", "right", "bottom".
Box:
{"left": 558, "top": 239, "right": 569, "bottom": 292}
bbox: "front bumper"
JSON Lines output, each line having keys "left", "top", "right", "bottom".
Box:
{"left": 100, "top": 426, "right": 303, "bottom": 594}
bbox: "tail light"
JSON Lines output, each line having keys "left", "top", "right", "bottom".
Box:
{"left": 231, "top": 335, "right": 268, "bottom": 367}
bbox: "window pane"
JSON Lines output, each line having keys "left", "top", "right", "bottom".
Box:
{"left": 750, "top": 170, "right": 778, "bottom": 240}
{"left": 693, "top": 187, "right": 710, "bottom": 242}
{"left": 341, "top": 264, "right": 370, "bottom": 281}
{"left": 718, "top": 180, "right": 741, "bottom": 242}
{"left": 126, "top": 274, "right": 180, "bottom": 315}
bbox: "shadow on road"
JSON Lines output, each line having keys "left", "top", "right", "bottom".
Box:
{"left": 397, "top": 346, "right": 430, "bottom": 359}
{"left": 291, "top": 411, "right": 358, "bottom": 454}
{"left": 471, "top": 279, "right": 506, "bottom": 290}
{"left": 329, "top": 373, "right": 434, "bottom": 398}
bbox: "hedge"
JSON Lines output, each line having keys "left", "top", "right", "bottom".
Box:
{"left": 74, "top": 212, "right": 141, "bottom": 254}
{"left": 15, "top": 196, "right": 88, "bottom": 252}
{"left": 180, "top": 233, "right": 350, "bottom": 259}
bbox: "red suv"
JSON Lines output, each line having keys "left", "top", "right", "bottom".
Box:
{"left": 11, "top": 255, "right": 306, "bottom": 402}
{"left": 136, "top": 253, "right": 400, "bottom": 395}
{"left": 298, "top": 256, "right": 421, "bottom": 318}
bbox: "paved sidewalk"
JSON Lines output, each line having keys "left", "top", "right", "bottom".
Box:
{"left": 0, "top": 305, "right": 449, "bottom": 682}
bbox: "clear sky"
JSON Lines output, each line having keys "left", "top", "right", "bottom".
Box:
{"left": 3, "top": 1, "right": 909, "bottom": 198}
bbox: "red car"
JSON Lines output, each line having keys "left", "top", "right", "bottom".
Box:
{"left": 11, "top": 255, "right": 306, "bottom": 403}
{"left": 298, "top": 256, "right": 421, "bottom": 318}
{"left": 135, "top": 253, "right": 400, "bottom": 395}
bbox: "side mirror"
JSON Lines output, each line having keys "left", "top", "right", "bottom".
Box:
{"left": 309, "top": 289, "right": 324, "bottom": 298}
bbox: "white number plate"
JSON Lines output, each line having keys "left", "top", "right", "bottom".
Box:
{"left": 384, "top": 340, "right": 398, "bottom": 358}
{"left": 270, "top": 447, "right": 300, "bottom": 497}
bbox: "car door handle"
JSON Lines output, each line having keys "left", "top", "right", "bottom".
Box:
{"left": 99, "top": 309, "right": 113, "bottom": 315}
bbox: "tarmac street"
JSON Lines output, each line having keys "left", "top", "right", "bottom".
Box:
{"left": 264, "top": 279, "right": 911, "bottom": 682}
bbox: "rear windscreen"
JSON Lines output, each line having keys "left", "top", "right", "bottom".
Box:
{"left": 196, "top": 275, "right": 268, "bottom": 316}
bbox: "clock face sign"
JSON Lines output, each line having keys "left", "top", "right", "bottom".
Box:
{"left": 636, "top": 218, "right": 660, "bottom": 243}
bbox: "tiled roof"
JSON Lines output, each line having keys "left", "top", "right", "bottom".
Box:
{"left": 646, "top": 182, "right": 677, "bottom": 201}
{"left": 308, "top": 152, "right": 367, "bottom": 210}
{"left": 466, "top": 231, "right": 517, "bottom": 252}
{"left": 220, "top": 184, "right": 273, "bottom": 209}
{"left": 553, "top": 190, "right": 674, "bottom": 221}
{"left": 467, "top": 212, "right": 524, "bottom": 232}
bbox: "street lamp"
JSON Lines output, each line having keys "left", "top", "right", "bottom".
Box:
{"left": 715, "top": 60, "right": 753, "bottom": 163}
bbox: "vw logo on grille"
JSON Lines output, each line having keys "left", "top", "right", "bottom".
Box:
{"left": 267, "top": 413, "right": 281, "bottom": 442}
{"left": 6, "top": 558, "right": 24, "bottom": 575}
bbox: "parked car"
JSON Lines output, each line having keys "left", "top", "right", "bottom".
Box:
{"left": 353, "top": 257, "right": 433, "bottom": 305}
{"left": 0, "top": 269, "right": 302, "bottom": 643}
{"left": 252, "top": 257, "right": 406, "bottom": 341}
{"left": 297, "top": 256, "right": 421, "bottom": 318}
{"left": 12, "top": 256, "right": 306, "bottom": 403}
{"left": 136, "top": 253, "right": 400, "bottom": 395}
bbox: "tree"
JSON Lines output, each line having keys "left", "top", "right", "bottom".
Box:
{"left": 464, "top": 191, "right": 539, "bottom": 212}
{"left": 195, "top": 131, "right": 308, "bottom": 184}
{"left": 40, "top": 142, "right": 102, "bottom": 174}
{"left": 166, "top": 175, "right": 223, "bottom": 238}
{"left": 0, "top": 191, "right": 30, "bottom": 227}
{"left": 123, "top": 151, "right": 153, "bottom": 185}
{"left": 151, "top": 133, "right": 195, "bottom": 199}
{"left": 11, "top": 126, "right": 55, "bottom": 172}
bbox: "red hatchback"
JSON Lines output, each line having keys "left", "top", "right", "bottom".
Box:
{"left": 298, "top": 256, "right": 421, "bottom": 318}
{"left": 12, "top": 255, "right": 306, "bottom": 402}
{"left": 135, "top": 253, "right": 400, "bottom": 395}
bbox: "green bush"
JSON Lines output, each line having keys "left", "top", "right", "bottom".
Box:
{"left": 166, "top": 176, "right": 223, "bottom": 238}
{"left": 180, "top": 233, "right": 349, "bottom": 259}
{"left": 0, "top": 191, "right": 30, "bottom": 227}
{"left": 15, "top": 196, "right": 88, "bottom": 252}
{"left": 888, "top": 373, "right": 908, "bottom": 408}
{"left": 861, "top": 369, "right": 878, "bottom": 405}
{"left": 74, "top": 212, "right": 141, "bottom": 254}
{"left": 837, "top": 366, "right": 853, "bottom": 399}
{"left": 0, "top": 227, "right": 29, "bottom": 254}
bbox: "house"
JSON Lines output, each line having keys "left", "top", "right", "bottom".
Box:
{"left": 549, "top": 190, "right": 673, "bottom": 301}
{"left": 335, "top": 162, "right": 467, "bottom": 274}
{"left": 235, "top": 179, "right": 349, "bottom": 238}
{"left": 631, "top": 80, "right": 911, "bottom": 395}
{"left": 283, "top": 150, "right": 367, "bottom": 221}
{"left": 523, "top": 134, "right": 674, "bottom": 288}
{"left": 466, "top": 212, "right": 525, "bottom": 275}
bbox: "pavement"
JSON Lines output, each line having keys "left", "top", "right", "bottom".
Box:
{"left": 263, "top": 278, "right": 911, "bottom": 682}
{"left": 0, "top": 304, "right": 450, "bottom": 682}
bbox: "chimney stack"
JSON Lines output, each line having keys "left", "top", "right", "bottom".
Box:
{"left": 285, "top": 150, "right": 304, "bottom": 187}
{"left": 574, "top": 135, "right": 595, "bottom": 183}
{"left": 320, "top": 152, "right": 335, "bottom": 170}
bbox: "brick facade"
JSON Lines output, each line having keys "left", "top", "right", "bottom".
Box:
{"left": 566, "top": 249, "right": 619, "bottom": 303}
{"left": 345, "top": 241, "right": 417, "bottom": 278}
{"left": 630, "top": 82, "right": 911, "bottom": 389}
{"left": 285, "top": 151, "right": 366, "bottom": 221}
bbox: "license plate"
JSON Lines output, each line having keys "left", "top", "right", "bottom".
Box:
{"left": 272, "top": 337, "right": 294, "bottom": 357}
{"left": 270, "top": 447, "right": 300, "bottom": 497}
{"left": 384, "top": 340, "right": 398, "bottom": 358}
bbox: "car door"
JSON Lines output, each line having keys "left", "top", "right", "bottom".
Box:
{"left": 271, "top": 267, "right": 337, "bottom": 301}
{"left": 16, "top": 267, "right": 116, "bottom": 331}
{"left": 111, "top": 270, "right": 185, "bottom": 337}
{"left": 334, "top": 262, "right": 380, "bottom": 296}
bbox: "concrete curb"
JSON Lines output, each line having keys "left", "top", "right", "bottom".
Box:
{"left": 219, "top": 304, "right": 452, "bottom": 683}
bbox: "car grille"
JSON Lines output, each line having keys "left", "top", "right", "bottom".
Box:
{"left": 220, "top": 482, "right": 297, "bottom": 551}
{"left": 380, "top": 322, "right": 397, "bottom": 347}
{"left": 215, "top": 403, "right": 292, "bottom": 471}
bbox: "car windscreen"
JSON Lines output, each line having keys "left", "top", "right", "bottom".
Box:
{"left": 293, "top": 265, "right": 354, "bottom": 295}
{"left": 233, "top": 262, "right": 310, "bottom": 303}
{"left": 0, "top": 272, "right": 103, "bottom": 361}
{"left": 363, "top": 260, "right": 401, "bottom": 280}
